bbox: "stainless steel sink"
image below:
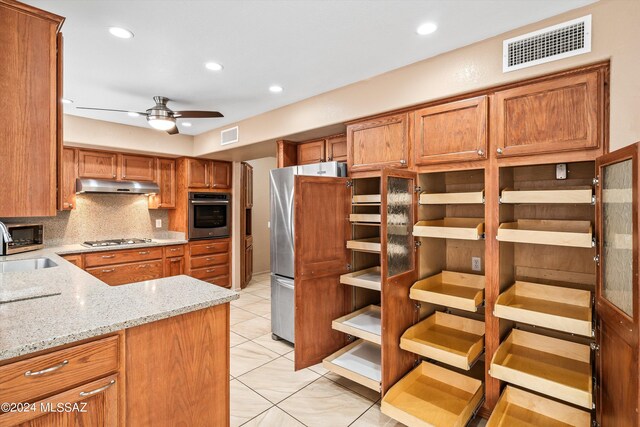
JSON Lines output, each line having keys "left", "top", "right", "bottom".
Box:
{"left": 0, "top": 257, "right": 58, "bottom": 273}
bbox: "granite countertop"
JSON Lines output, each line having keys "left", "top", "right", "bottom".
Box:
{"left": 52, "top": 238, "right": 189, "bottom": 255}
{"left": 0, "top": 241, "right": 238, "bottom": 361}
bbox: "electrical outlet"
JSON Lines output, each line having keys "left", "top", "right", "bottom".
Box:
{"left": 472, "top": 257, "right": 481, "bottom": 272}
{"left": 155, "top": 219, "right": 162, "bottom": 228}
{"left": 556, "top": 163, "right": 567, "bottom": 180}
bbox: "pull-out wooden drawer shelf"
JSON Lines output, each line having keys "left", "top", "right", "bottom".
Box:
{"left": 352, "top": 194, "right": 381, "bottom": 204}
{"left": 420, "top": 190, "right": 484, "bottom": 205}
{"left": 340, "top": 266, "right": 381, "bottom": 291}
{"left": 487, "top": 386, "right": 591, "bottom": 427}
{"left": 349, "top": 213, "right": 381, "bottom": 223}
{"left": 410, "top": 271, "right": 485, "bottom": 312}
{"left": 413, "top": 218, "right": 484, "bottom": 240}
{"left": 500, "top": 187, "right": 593, "bottom": 205}
{"left": 494, "top": 282, "right": 593, "bottom": 337}
{"left": 323, "top": 340, "right": 381, "bottom": 392}
{"left": 332, "top": 305, "right": 381, "bottom": 345}
{"left": 497, "top": 220, "right": 593, "bottom": 248}
{"left": 489, "top": 329, "right": 592, "bottom": 409}
{"left": 400, "top": 312, "right": 484, "bottom": 370}
{"left": 381, "top": 361, "right": 483, "bottom": 427}
{"left": 346, "top": 237, "right": 381, "bottom": 253}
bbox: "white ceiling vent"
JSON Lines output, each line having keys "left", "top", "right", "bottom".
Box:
{"left": 503, "top": 15, "right": 591, "bottom": 73}
{"left": 220, "top": 126, "right": 239, "bottom": 146}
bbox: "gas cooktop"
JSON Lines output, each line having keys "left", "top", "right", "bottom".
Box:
{"left": 82, "top": 238, "right": 154, "bottom": 248}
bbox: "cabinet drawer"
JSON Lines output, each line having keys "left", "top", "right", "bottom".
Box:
{"left": 84, "top": 247, "right": 163, "bottom": 268}
{"left": 190, "top": 253, "right": 229, "bottom": 269}
{"left": 205, "top": 275, "right": 230, "bottom": 288}
{"left": 190, "top": 265, "right": 229, "bottom": 281}
{"left": 190, "top": 240, "right": 229, "bottom": 257}
{"left": 0, "top": 335, "right": 119, "bottom": 404}
{"left": 87, "top": 260, "right": 163, "bottom": 286}
{"left": 164, "top": 245, "right": 185, "bottom": 257}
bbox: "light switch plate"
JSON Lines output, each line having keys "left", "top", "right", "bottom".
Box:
{"left": 556, "top": 163, "right": 567, "bottom": 180}
{"left": 472, "top": 257, "right": 481, "bottom": 272}
{"left": 155, "top": 219, "right": 162, "bottom": 228}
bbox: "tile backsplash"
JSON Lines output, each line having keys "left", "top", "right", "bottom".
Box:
{"left": 1, "top": 194, "right": 171, "bottom": 246}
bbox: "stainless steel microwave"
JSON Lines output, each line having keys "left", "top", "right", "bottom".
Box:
{"left": 1, "top": 223, "right": 44, "bottom": 255}
{"left": 188, "top": 193, "right": 231, "bottom": 240}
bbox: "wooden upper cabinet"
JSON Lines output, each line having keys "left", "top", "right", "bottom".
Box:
{"left": 211, "top": 161, "right": 231, "bottom": 189}
{"left": 348, "top": 113, "right": 409, "bottom": 172}
{"left": 413, "top": 96, "right": 488, "bottom": 165}
{"left": 494, "top": 70, "right": 603, "bottom": 158}
{"left": 60, "top": 147, "right": 77, "bottom": 210}
{"left": 78, "top": 150, "right": 117, "bottom": 179}
{"left": 326, "top": 134, "right": 347, "bottom": 162}
{"left": 149, "top": 158, "right": 176, "bottom": 209}
{"left": 121, "top": 154, "right": 155, "bottom": 181}
{"left": 297, "top": 139, "right": 326, "bottom": 165}
{"left": 187, "top": 158, "right": 210, "bottom": 188}
{"left": 0, "top": 2, "right": 63, "bottom": 217}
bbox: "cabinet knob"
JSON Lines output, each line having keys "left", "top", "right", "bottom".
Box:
{"left": 400, "top": 159, "right": 407, "bottom": 165}
{"left": 496, "top": 148, "right": 503, "bottom": 154}
{"left": 138, "top": 251, "right": 150, "bottom": 255}
{"left": 113, "top": 174, "right": 116, "bottom": 178}
{"left": 102, "top": 269, "right": 115, "bottom": 273}
{"left": 477, "top": 149, "right": 484, "bottom": 156}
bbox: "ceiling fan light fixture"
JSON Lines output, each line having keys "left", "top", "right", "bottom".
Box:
{"left": 147, "top": 116, "right": 176, "bottom": 131}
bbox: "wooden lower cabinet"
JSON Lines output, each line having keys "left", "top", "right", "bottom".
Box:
{"left": 163, "top": 256, "right": 185, "bottom": 277}
{"left": 87, "top": 260, "right": 163, "bottom": 286}
{"left": 188, "top": 239, "right": 232, "bottom": 288}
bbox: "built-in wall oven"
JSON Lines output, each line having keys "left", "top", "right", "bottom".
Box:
{"left": 188, "top": 192, "right": 231, "bottom": 240}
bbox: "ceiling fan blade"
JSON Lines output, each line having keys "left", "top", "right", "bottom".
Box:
{"left": 167, "top": 126, "right": 180, "bottom": 135}
{"left": 76, "top": 107, "right": 148, "bottom": 116}
{"left": 173, "top": 111, "right": 224, "bottom": 118}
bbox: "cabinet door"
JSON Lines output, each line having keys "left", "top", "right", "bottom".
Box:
{"left": 78, "top": 150, "right": 117, "bottom": 179}
{"left": 595, "top": 143, "right": 640, "bottom": 427}
{"left": 297, "top": 140, "right": 326, "bottom": 165}
{"left": 413, "top": 96, "right": 488, "bottom": 165}
{"left": 121, "top": 154, "right": 155, "bottom": 181}
{"left": 326, "top": 134, "right": 347, "bottom": 162}
{"left": 60, "top": 147, "right": 77, "bottom": 210}
{"left": 294, "top": 176, "right": 351, "bottom": 370}
{"left": 186, "top": 158, "right": 209, "bottom": 188}
{"left": 164, "top": 256, "right": 185, "bottom": 277}
{"left": 150, "top": 158, "right": 176, "bottom": 209}
{"left": 86, "top": 260, "right": 163, "bottom": 286}
{"left": 211, "top": 161, "right": 231, "bottom": 189}
{"left": 494, "top": 71, "right": 603, "bottom": 158}
{"left": 62, "top": 254, "right": 83, "bottom": 268}
{"left": 348, "top": 113, "right": 409, "bottom": 172}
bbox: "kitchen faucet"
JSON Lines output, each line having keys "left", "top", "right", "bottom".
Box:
{"left": 0, "top": 221, "right": 12, "bottom": 244}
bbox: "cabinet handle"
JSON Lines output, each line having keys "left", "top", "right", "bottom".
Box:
{"left": 206, "top": 257, "right": 215, "bottom": 261}
{"left": 206, "top": 246, "right": 215, "bottom": 249}
{"left": 138, "top": 264, "right": 149, "bottom": 268}
{"left": 24, "top": 360, "right": 68, "bottom": 377}
{"left": 170, "top": 258, "right": 181, "bottom": 263}
{"left": 206, "top": 268, "right": 216, "bottom": 273}
{"left": 102, "top": 255, "right": 116, "bottom": 259}
{"left": 497, "top": 148, "right": 503, "bottom": 154}
{"left": 400, "top": 159, "right": 407, "bottom": 165}
{"left": 170, "top": 248, "right": 178, "bottom": 252}
{"left": 138, "top": 251, "right": 150, "bottom": 255}
{"left": 102, "top": 269, "right": 115, "bottom": 273}
{"left": 80, "top": 380, "right": 116, "bottom": 397}
{"left": 477, "top": 149, "right": 484, "bottom": 156}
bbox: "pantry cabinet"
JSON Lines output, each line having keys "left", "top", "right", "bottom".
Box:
{"left": 347, "top": 113, "right": 409, "bottom": 172}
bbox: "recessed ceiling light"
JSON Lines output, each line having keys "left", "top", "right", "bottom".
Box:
{"left": 109, "top": 27, "right": 134, "bottom": 39}
{"left": 416, "top": 22, "right": 438, "bottom": 35}
{"left": 269, "top": 85, "right": 283, "bottom": 93}
{"left": 205, "top": 62, "right": 224, "bottom": 71}
{"left": 127, "top": 112, "right": 140, "bottom": 117}
{"left": 182, "top": 122, "right": 192, "bottom": 127}
{"left": 61, "top": 98, "right": 73, "bottom": 104}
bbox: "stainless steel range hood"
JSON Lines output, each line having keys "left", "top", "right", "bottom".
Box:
{"left": 75, "top": 178, "right": 160, "bottom": 195}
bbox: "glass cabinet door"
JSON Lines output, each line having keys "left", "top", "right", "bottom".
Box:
{"left": 385, "top": 175, "right": 414, "bottom": 278}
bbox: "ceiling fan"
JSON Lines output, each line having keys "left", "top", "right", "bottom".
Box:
{"left": 76, "top": 96, "right": 223, "bottom": 135}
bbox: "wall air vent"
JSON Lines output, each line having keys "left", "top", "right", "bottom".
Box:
{"left": 220, "top": 126, "right": 239, "bottom": 145}
{"left": 503, "top": 15, "right": 591, "bottom": 73}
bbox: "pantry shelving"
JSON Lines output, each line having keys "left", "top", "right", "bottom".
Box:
{"left": 339, "top": 266, "right": 381, "bottom": 291}
{"left": 332, "top": 305, "right": 381, "bottom": 345}
{"left": 323, "top": 339, "right": 381, "bottom": 391}
{"left": 410, "top": 271, "right": 485, "bottom": 313}
{"left": 420, "top": 189, "right": 485, "bottom": 205}
{"left": 413, "top": 218, "right": 485, "bottom": 240}
{"left": 496, "top": 219, "right": 593, "bottom": 248}
{"left": 346, "top": 237, "right": 381, "bottom": 252}
{"left": 500, "top": 187, "right": 593, "bottom": 204}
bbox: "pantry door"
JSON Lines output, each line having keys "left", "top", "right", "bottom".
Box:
{"left": 294, "top": 175, "right": 352, "bottom": 370}
{"left": 380, "top": 168, "right": 419, "bottom": 394}
{"left": 595, "top": 143, "right": 640, "bottom": 427}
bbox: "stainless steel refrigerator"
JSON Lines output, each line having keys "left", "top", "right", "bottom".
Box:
{"left": 270, "top": 161, "right": 347, "bottom": 343}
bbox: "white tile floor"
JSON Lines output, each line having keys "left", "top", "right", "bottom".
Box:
{"left": 230, "top": 272, "right": 487, "bottom": 427}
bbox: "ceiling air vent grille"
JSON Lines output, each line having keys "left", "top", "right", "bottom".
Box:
{"left": 503, "top": 15, "right": 591, "bottom": 73}
{"left": 220, "top": 126, "right": 239, "bottom": 145}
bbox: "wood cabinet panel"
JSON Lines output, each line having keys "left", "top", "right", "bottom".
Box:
{"left": 211, "top": 161, "right": 232, "bottom": 189}
{"left": 86, "top": 260, "right": 163, "bottom": 286}
{"left": 190, "top": 253, "right": 229, "bottom": 269}
{"left": 494, "top": 71, "right": 602, "bottom": 158}
{"left": 0, "top": 335, "right": 119, "bottom": 405}
{"left": 326, "top": 134, "right": 347, "bottom": 162}
{"left": 149, "top": 158, "right": 176, "bottom": 209}
{"left": 189, "top": 240, "right": 229, "bottom": 257}
{"left": 348, "top": 113, "right": 409, "bottom": 172}
{"left": 60, "top": 147, "right": 77, "bottom": 210}
{"left": 163, "top": 256, "right": 185, "bottom": 277}
{"left": 413, "top": 96, "right": 488, "bottom": 165}
{"left": 61, "top": 254, "right": 83, "bottom": 268}
{"left": 120, "top": 154, "right": 155, "bottom": 181}
{"left": 0, "top": 2, "right": 62, "bottom": 217}
{"left": 186, "top": 158, "right": 209, "bottom": 188}
{"left": 78, "top": 150, "right": 117, "bottom": 180}
{"left": 163, "top": 245, "right": 184, "bottom": 258}
{"left": 297, "top": 139, "right": 326, "bottom": 165}
{"left": 204, "top": 275, "right": 230, "bottom": 288}
{"left": 84, "top": 247, "right": 163, "bottom": 268}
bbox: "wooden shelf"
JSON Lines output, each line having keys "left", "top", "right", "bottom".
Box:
{"left": 410, "top": 271, "right": 485, "bottom": 312}
{"left": 420, "top": 190, "right": 484, "bottom": 205}
{"left": 488, "top": 386, "right": 591, "bottom": 427}
{"left": 381, "top": 361, "right": 483, "bottom": 427}
{"left": 340, "top": 267, "right": 381, "bottom": 291}
{"left": 332, "top": 305, "right": 381, "bottom": 345}
{"left": 500, "top": 187, "right": 593, "bottom": 204}
{"left": 494, "top": 281, "right": 593, "bottom": 337}
{"left": 353, "top": 194, "right": 381, "bottom": 204}
{"left": 490, "top": 329, "right": 592, "bottom": 409}
{"left": 400, "top": 312, "right": 485, "bottom": 370}
{"left": 323, "top": 339, "right": 381, "bottom": 392}
{"left": 413, "top": 218, "right": 484, "bottom": 240}
{"left": 346, "top": 237, "right": 381, "bottom": 253}
{"left": 497, "top": 220, "right": 593, "bottom": 248}
{"left": 349, "top": 213, "right": 381, "bottom": 223}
